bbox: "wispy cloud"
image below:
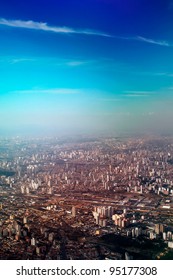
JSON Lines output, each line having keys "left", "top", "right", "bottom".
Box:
{"left": 136, "top": 36, "right": 171, "bottom": 47}
{"left": 113, "top": 35, "right": 171, "bottom": 47}
{"left": 0, "top": 18, "right": 111, "bottom": 37}
{"left": 47, "top": 59, "right": 89, "bottom": 67}
{"left": 65, "top": 60, "right": 87, "bottom": 67}
{"left": 128, "top": 71, "right": 173, "bottom": 77}
{"left": 98, "top": 98, "right": 123, "bottom": 102}
{"left": 124, "top": 94, "right": 149, "bottom": 97}
{"left": 116, "top": 35, "right": 171, "bottom": 47}
{"left": 124, "top": 87, "right": 173, "bottom": 98}
{"left": 124, "top": 90, "right": 153, "bottom": 96}
{"left": 124, "top": 91, "right": 153, "bottom": 96}
{"left": 10, "top": 58, "right": 35, "bottom": 64}
{"left": 0, "top": 18, "right": 171, "bottom": 46}
{"left": 10, "top": 88, "right": 84, "bottom": 95}
{"left": 1, "top": 56, "right": 93, "bottom": 68}
{"left": 121, "top": 91, "right": 152, "bottom": 98}
{"left": 0, "top": 18, "right": 170, "bottom": 47}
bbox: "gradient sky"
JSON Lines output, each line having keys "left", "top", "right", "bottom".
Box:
{"left": 0, "top": 0, "right": 173, "bottom": 136}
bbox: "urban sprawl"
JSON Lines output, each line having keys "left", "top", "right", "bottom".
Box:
{"left": 0, "top": 136, "right": 173, "bottom": 260}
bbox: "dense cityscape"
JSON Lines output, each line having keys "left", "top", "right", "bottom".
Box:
{"left": 0, "top": 135, "right": 173, "bottom": 260}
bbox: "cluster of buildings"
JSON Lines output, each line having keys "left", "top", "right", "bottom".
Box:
{"left": 0, "top": 136, "right": 173, "bottom": 259}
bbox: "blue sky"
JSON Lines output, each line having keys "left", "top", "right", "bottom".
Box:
{"left": 0, "top": 0, "right": 173, "bottom": 136}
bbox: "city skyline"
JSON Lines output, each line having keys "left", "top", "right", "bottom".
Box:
{"left": 1, "top": 135, "right": 173, "bottom": 260}
{"left": 1, "top": 0, "right": 173, "bottom": 136}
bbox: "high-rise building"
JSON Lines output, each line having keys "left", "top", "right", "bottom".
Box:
{"left": 155, "top": 224, "right": 160, "bottom": 235}
{"left": 31, "top": 237, "right": 36, "bottom": 246}
{"left": 72, "top": 206, "right": 76, "bottom": 217}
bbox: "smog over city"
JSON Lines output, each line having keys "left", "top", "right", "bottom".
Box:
{"left": 0, "top": 0, "right": 173, "bottom": 260}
